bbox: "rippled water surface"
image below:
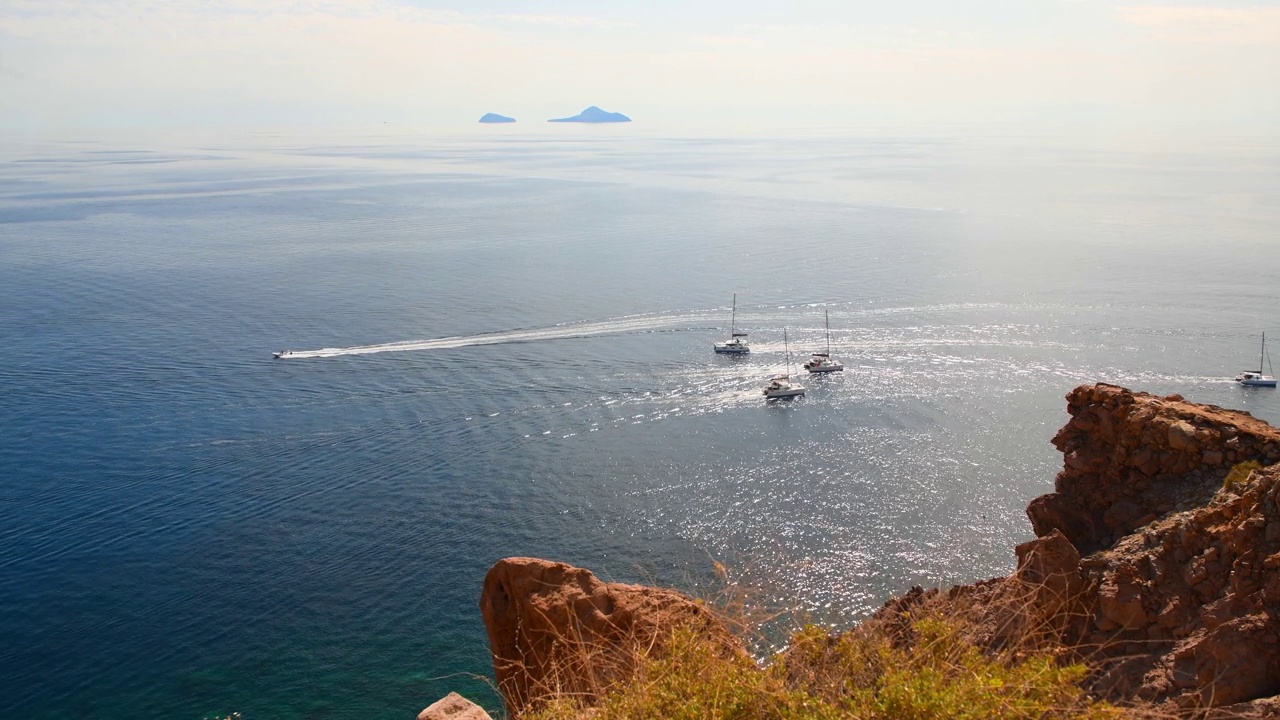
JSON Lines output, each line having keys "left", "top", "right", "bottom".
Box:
{"left": 2, "top": 127, "right": 1279, "bottom": 718}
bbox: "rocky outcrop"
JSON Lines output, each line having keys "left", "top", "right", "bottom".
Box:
{"left": 886, "top": 384, "right": 1280, "bottom": 714}
{"left": 479, "top": 557, "right": 739, "bottom": 717}
{"left": 474, "top": 384, "right": 1280, "bottom": 716}
{"left": 1029, "top": 383, "right": 1280, "bottom": 554}
{"left": 417, "top": 692, "right": 493, "bottom": 720}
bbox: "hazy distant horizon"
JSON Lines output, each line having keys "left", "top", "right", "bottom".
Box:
{"left": 2, "top": 0, "right": 1278, "bottom": 136}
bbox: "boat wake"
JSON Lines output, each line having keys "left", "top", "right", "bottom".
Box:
{"left": 276, "top": 312, "right": 718, "bottom": 359}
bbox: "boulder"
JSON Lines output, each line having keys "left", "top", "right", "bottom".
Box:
{"left": 480, "top": 557, "right": 739, "bottom": 716}
{"left": 417, "top": 692, "right": 492, "bottom": 720}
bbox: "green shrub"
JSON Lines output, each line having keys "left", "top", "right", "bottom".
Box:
{"left": 1223, "top": 460, "right": 1262, "bottom": 491}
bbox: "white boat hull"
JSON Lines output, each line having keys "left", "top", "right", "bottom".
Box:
{"left": 805, "top": 359, "right": 843, "bottom": 373}
{"left": 1237, "top": 334, "right": 1275, "bottom": 387}
{"left": 763, "top": 375, "right": 805, "bottom": 398}
{"left": 714, "top": 342, "right": 749, "bottom": 354}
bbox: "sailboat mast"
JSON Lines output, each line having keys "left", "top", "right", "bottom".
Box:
{"left": 1263, "top": 332, "right": 1268, "bottom": 374}
{"left": 731, "top": 293, "right": 736, "bottom": 335}
{"left": 785, "top": 329, "right": 791, "bottom": 377}
{"left": 825, "top": 308, "right": 831, "bottom": 356}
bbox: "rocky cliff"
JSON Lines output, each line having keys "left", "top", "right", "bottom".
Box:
{"left": 471, "top": 384, "right": 1280, "bottom": 718}
{"left": 1029, "top": 384, "right": 1280, "bottom": 554}
{"left": 886, "top": 384, "right": 1280, "bottom": 715}
{"left": 479, "top": 557, "right": 737, "bottom": 716}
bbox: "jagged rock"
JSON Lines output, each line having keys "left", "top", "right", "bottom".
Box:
{"left": 417, "top": 692, "right": 493, "bottom": 720}
{"left": 1028, "top": 384, "right": 1280, "bottom": 553}
{"left": 1184, "top": 615, "right": 1280, "bottom": 706}
{"left": 1014, "top": 530, "right": 1083, "bottom": 607}
{"left": 880, "top": 385, "right": 1280, "bottom": 710}
{"left": 479, "top": 557, "right": 739, "bottom": 716}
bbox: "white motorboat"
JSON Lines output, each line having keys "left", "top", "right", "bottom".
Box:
{"left": 273, "top": 350, "right": 295, "bottom": 359}
{"left": 764, "top": 329, "right": 805, "bottom": 399}
{"left": 1236, "top": 332, "right": 1277, "bottom": 387}
{"left": 804, "top": 308, "right": 844, "bottom": 373}
{"left": 714, "top": 293, "right": 750, "bottom": 354}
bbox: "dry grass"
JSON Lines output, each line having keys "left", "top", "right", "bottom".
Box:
{"left": 519, "top": 610, "right": 1127, "bottom": 720}
{"left": 512, "top": 566, "right": 1160, "bottom": 720}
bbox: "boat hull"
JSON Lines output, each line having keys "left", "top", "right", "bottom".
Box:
{"left": 805, "top": 362, "right": 843, "bottom": 373}
{"left": 1239, "top": 378, "right": 1278, "bottom": 387}
{"left": 765, "top": 388, "right": 805, "bottom": 398}
{"left": 714, "top": 344, "right": 750, "bottom": 354}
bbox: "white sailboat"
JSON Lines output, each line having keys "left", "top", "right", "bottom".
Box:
{"left": 764, "top": 329, "right": 806, "bottom": 399}
{"left": 714, "top": 293, "right": 750, "bottom": 354}
{"left": 804, "top": 308, "right": 844, "bottom": 373}
{"left": 1237, "top": 332, "right": 1277, "bottom": 387}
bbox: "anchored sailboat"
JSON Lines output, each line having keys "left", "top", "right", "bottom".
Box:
{"left": 804, "top": 308, "right": 844, "bottom": 373}
{"left": 764, "top": 329, "right": 806, "bottom": 399}
{"left": 1236, "top": 332, "right": 1277, "bottom": 387}
{"left": 714, "top": 293, "right": 750, "bottom": 354}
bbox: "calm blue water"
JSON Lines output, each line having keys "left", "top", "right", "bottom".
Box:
{"left": 2, "top": 126, "right": 1279, "bottom": 719}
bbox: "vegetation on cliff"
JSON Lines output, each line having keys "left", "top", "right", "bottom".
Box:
{"left": 521, "top": 610, "right": 1121, "bottom": 720}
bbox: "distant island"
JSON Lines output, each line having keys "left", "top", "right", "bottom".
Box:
{"left": 547, "top": 106, "right": 631, "bottom": 123}
{"left": 478, "top": 113, "right": 516, "bottom": 124}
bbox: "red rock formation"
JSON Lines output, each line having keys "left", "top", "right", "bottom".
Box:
{"left": 1029, "top": 383, "right": 1280, "bottom": 554}
{"left": 479, "top": 557, "right": 739, "bottom": 717}
{"left": 927, "top": 384, "right": 1280, "bottom": 713}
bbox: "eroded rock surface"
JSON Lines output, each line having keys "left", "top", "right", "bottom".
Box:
{"left": 893, "top": 384, "right": 1280, "bottom": 714}
{"left": 417, "top": 692, "right": 493, "bottom": 720}
{"left": 479, "top": 557, "right": 738, "bottom": 716}
{"left": 1029, "top": 383, "right": 1280, "bottom": 553}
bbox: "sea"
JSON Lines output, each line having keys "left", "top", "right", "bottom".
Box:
{"left": 2, "top": 124, "right": 1278, "bottom": 719}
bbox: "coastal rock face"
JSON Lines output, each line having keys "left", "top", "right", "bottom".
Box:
{"left": 417, "top": 692, "right": 493, "bottom": 720}
{"left": 1028, "top": 383, "right": 1280, "bottom": 554}
{"left": 893, "top": 384, "right": 1280, "bottom": 712}
{"left": 480, "top": 557, "right": 738, "bottom": 716}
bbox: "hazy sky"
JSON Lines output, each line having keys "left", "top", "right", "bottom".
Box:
{"left": 1, "top": 0, "right": 1278, "bottom": 131}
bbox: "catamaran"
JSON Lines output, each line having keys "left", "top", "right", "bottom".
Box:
{"left": 764, "top": 329, "right": 806, "bottom": 399}
{"left": 804, "top": 308, "right": 844, "bottom": 373}
{"left": 1237, "top": 332, "right": 1277, "bottom": 387}
{"left": 714, "top": 293, "right": 750, "bottom": 354}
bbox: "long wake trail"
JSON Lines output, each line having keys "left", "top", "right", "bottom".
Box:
{"left": 278, "top": 311, "right": 719, "bottom": 359}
